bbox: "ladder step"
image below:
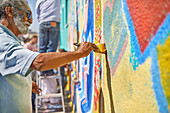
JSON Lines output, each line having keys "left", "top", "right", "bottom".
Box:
{"left": 39, "top": 75, "right": 60, "bottom": 79}
{"left": 52, "top": 111, "right": 65, "bottom": 113}
{"left": 35, "top": 68, "right": 65, "bottom": 113}
{"left": 37, "top": 93, "right": 63, "bottom": 99}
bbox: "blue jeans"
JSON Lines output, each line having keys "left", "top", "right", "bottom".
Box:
{"left": 39, "top": 21, "right": 60, "bottom": 75}
{"left": 31, "top": 93, "right": 35, "bottom": 111}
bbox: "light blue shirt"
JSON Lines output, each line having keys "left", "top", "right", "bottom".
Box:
{"left": 36, "top": 0, "right": 60, "bottom": 24}
{"left": 0, "top": 24, "right": 39, "bottom": 113}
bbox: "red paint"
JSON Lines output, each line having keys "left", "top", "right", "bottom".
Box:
{"left": 127, "top": 0, "right": 170, "bottom": 53}
{"left": 94, "top": 25, "right": 102, "bottom": 111}
{"left": 96, "top": 4, "right": 100, "bottom": 21}
{"left": 94, "top": 55, "right": 101, "bottom": 111}
{"left": 95, "top": 27, "right": 102, "bottom": 43}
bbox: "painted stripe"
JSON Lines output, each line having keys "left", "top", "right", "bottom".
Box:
{"left": 109, "top": 36, "right": 128, "bottom": 76}
{"left": 123, "top": 0, "right": 170, "bottom": 64}
{"left": 151, "top": 48, "right": 169, "bottom": 113}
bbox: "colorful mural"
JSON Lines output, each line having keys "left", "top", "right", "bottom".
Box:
{"left": 60, "top": 0, "right": 70, "bottom": 50}
{"left": 77, "top": 0, "right": 94, "bottom": 112}
{"left": 93, "top": 0, "right": 103, "bottom": 113}
{"left": 64, "top": 0, "right": 170, "bottom": 113}
{"left": 103, "top": 0, "right": 170, "bottom": 113}
{"left": 67, "top": 0, "right": 79, "bottom": 112}
{"left": 67, "top": 0, "right": 104, "bottom": 113}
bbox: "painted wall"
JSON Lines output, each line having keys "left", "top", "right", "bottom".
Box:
{"left": 60, "top": 0, "right": 70, "bottom": 50}
{"left": 65, "top": 0, "right": 170, "bottom": 113}
{"left": 67, "top": 0, "right": 104, "bottom": 113}
{"left": 103, "top": 0, "right": 170, "bottom": 113}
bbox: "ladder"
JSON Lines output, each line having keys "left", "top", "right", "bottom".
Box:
{"left": 35, "top": 68, "right": 65, "bottom": 113}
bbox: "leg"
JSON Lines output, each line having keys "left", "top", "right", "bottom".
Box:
{"left": 39, "top": 22, "right": 49, "bottom": 53}
{"left": 39, "top": 22, "right": 53, "bottom": 75}
{"left": 45, "top": 22, "right": 60, "bottom": 75}
{"left": 48, "top": 22, "right": 60, "bottom": 52}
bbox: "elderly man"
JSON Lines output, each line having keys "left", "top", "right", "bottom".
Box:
{"left": 0, "top": 0, "right": 93, "bottom": 112}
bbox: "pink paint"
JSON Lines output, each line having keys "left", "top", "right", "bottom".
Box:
{"left": 96, "top": 4, "right": 100, "bottom": 21}
{"left": 107, "top": 36, "right": 129, "bottom": 76}
{"left": 84, "top": 65, "right": 88, "bottom": 103}
{"left": 103, "top": 0, "right": 115, "bottom": 14}
{"left": 127, "top": 0, "right": 170, "bottom": 53}
{"left": 84, "top": 0, "right": 88, "bottom": 34}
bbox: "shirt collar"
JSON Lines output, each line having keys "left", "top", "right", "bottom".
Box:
{"left": 0, "top": 24, "right": 21, "bottom": 43}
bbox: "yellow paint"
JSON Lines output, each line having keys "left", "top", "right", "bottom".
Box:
{"left": 93, "top": 0, "right": 103, "bottom": 112}
{"left": 103, "top": 0, "right": 108, "bottom": 4}
{"left": 121, "top": 0, "right": 131, "bottom": 40}
{"left": 102, "top": 0, "right": 115, "bottom": 113}
{"left": 103, "top": 55, "right": 113, "bottom": 113}
{"left": 157, "top": 34, "right": 170, "bottom": 111}
{"left": 65, "top": 74, "right": 71, "bottom": 96}
{"left": 102, "top": 0, "right": 159, "bottom": 112}
{"left": 111, "top": 34, "right": 159, "bottom": 113}
{"left": 102, "top": 0, "right": 113, "bottom": 112}
{"left": 96, "top": 43, "right": 105, "bottom": 52}
{"left": 78, "top": 1, "right": 85, "bottom": 35}
{"left": 111, "top": 19, "right": 123, "bottom": 58}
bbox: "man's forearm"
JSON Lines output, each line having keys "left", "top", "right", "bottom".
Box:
{"left": 31, "top": 51, "right": 83, "bottom": 71}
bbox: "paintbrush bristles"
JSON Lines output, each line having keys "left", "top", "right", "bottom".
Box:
{"left": 73, "top": 42, "right": 106, "bottom": 54}
{"left": 96, "top": 43, "right": 105, "bottom": 52}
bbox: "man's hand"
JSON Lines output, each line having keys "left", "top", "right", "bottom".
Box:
{"left": 32, "top": 81, "right": 42, "bottom": 94}
{"left": 78, "top": 42, "right": 93, "bottom": 57}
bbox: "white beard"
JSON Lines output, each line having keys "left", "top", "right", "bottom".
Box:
{"left": 13, "top": 14, "right": 29, "bottom": 34}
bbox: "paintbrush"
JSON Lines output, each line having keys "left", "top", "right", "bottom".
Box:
{"left": 73, "top": 42, "right": 106, "bottom": 54}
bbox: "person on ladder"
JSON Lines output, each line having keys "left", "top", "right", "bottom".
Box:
{"left": 0, "top": 0, "right": 96, "bottom": 112}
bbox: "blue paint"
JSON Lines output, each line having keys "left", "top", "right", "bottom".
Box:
{"left": 83, "top": 1, "right": 94, "bottom": 112}
{"left": 112, "top": 27, "right": 127, "bottom": 65}
{"left": 81, "top": 98, "right": 89, "bottom": 112}
{"left": 103, "top": 0, "right": 128, "bottom": 70}
{"left": 159, "top": 31, "right": 170, "bottom": 46}
{"left": 76, "top": 81, "right": 82, "bottom": 91}
{"left": 78, "top": 31, "right": 94, "bottom": 112}
{"left": 128, "top": 83, "right": 133, "bottom": 98}
{"left": 123, "top": 0, "right": 170, "bottom": 111}
{"left": 74, "top": 84, "right": 77, "bottom": 113}
{"left": 123, "top": 0, "right": 170, "bottom": 64}
{"left": 150, "top": 48, "right": 169, "bottom": 113}
{"left": 77, "top": 0, "right": 94, "bottom": 112}
{"left": 129, "top": 38, "right": 139, "bottom": 70}
{"left": 60, "top": 0, "right": 71, "bottom": 50}
{"left": 123, "top": 0, "right": 146, "bottom": 64}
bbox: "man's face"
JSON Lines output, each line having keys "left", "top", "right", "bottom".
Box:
{"left": 13, "top": 2, "right": 32, "bottom": 34}
{"left": 13, "top": 13, "right": 29, "bottom": 34}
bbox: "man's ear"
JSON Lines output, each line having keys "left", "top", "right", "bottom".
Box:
{"left": 5, "top": 6, "right": 13, "bottom": 18}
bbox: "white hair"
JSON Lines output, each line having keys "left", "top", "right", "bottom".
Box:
{"left": 0, "top": 0, "right": 28, "bottom": 19}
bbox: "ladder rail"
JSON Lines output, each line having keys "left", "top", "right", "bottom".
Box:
{"left": 35, "top": 67, "right": 65, "bottom": 113}
{"left": 58, "top": 67, "right": 65, "bottom": 113}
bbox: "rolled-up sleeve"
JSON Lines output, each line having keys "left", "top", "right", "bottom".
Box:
{"left": 0, "top": 37, "right": 39, "bottom": 77}
{"left": 36, "top": 0, "right": 40, "bottom": 22}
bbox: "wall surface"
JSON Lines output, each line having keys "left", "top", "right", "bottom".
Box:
{"left": 103, "top": 0, "right": 170, "bottom": 113}
{"left": 64, "top": 0, "right": 170, "bottom": 113}
{"left": 60, "top": 0, "right": 70, "bottom": 50}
